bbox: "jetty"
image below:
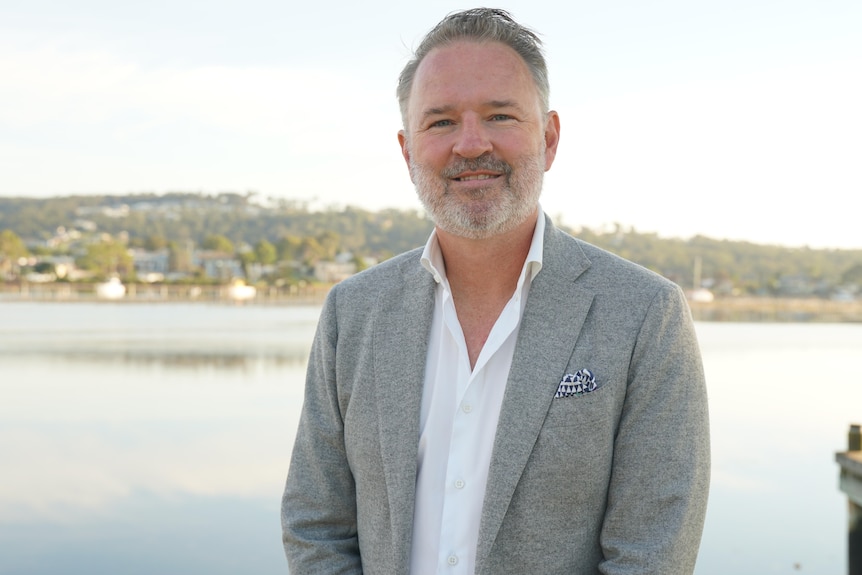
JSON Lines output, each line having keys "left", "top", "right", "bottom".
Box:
{"left": 837, "top": 424, "right": 862, "bottom": 574}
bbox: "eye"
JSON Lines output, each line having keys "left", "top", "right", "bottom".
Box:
{"left": 490, "top": 114, "right": 513, "bottom": 121}
{"left": 429, "top": 119, "right": 454, "bottom": 128}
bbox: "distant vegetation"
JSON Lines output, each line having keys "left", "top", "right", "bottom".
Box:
{"left": 1, "top": 192, "right": 860, "bottom": 299}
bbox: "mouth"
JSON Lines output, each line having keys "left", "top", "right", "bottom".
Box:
{"left": 452, "top": 172, "right": 501, "bottom": 182}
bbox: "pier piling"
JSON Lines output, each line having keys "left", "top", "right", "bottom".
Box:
{"left": 837, "top": 424, "right": 862, "bottom": 575}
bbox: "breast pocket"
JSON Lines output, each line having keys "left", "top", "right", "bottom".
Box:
{"left": 541, "top": 376, "right": 622, "bottom": 430}
{"left": 528, "top": 380, "right": 622, "bottom": 491}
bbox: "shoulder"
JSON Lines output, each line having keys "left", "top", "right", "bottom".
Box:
{"left": 581, "top": 237, "right": 675, "bottom": 290}
{"left": 320, "top": 246, "right": 429, "bottom": 320}
{"left": 329, "top": 247, "right": 423, "bottom": 297}
{"left": 546, "top": 223, "right": 680, "bottom": 296}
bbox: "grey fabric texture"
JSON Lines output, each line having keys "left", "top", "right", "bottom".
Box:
{"left": 282, "top": 216, "right": 710, "bottom": 574}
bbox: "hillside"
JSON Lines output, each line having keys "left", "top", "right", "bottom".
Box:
{"left": 1, "top": 192, "right": 861, "bottom": 298}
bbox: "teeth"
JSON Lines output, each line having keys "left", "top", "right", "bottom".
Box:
{"left": 459, "top": 174, "right": 494, "bottom": 181}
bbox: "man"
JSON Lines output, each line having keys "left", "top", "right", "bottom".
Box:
{"left": 282, "top": 8, "right": 709, "bottom": 575}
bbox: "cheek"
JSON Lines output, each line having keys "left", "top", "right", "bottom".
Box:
{"left": 410, "top": 139, "right": 452, "bottom": 169}
{"left": 492, "top": 130, "right": 542, "bottom": 158}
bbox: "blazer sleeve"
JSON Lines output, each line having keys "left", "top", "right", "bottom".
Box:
{"left": 282, "top": 287, "right": 363, "bottom": 574}
{"left": 599, "top": 284, "right": 710, "bottom": 574}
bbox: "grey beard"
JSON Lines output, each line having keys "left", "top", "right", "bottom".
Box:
{"left": 410, "top": 152, "right": 545, "bottom": 240}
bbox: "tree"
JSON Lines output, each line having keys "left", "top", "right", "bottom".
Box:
{"left": 0, "top": 229, "right": 28, "bottom": 279}
{"left": 299, "top": 236, "right": 326, "bottom": 265}
{"left": 316, "top": 230, "right": 341, "bottom": 260}
{"left": 0, "top": 229, "right": 27, "bottom": 259}
{"left": 255, "top": 239, "right": 277, "bottom": 266}
{"left": 76, "top": 240, "right": 134, "bottom": 279}
{"left": 277, "top": 235, "right": 303, "bottom": 262}
{"left": 238, "top": 250, "right": 257, "bottom": 279}
{"left": 34, "top": 261, "right": 55, "bottom": 274}
{"left": 842, "top": 264, "right": 862, "bottom": 287}
{"left": 168, "top": 241, "right": 193, "bottom": 273}
{"left": 352, "top": 253, "right": 370, "bottom": 273}
{"left": 144, "top": 234, "right": 169, "bottom": 251}
{"left": 202, "top": 234, "right": 234, "bottom": 254}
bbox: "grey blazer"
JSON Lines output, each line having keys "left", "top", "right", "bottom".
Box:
{"left": 282, "top": 217, "right": 710, "bottom": 574}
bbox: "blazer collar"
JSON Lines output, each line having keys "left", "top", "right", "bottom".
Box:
{"left": 476, "top": 218, "right": 595, "bottom": 572}
{"left": 372, "top": 252, "right": 436, "bottom": 571}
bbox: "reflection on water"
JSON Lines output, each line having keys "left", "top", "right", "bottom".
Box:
{"left": 2, "top": 303, "right": 861, "bottom": 575}
{"left": 0, "top": 302, "right": 312, "bottom": 575}
{"left": 694, "top": 322, "right": 861, "bottom": 575}
{"left": 18, "top": 349, "right": 310, "bottom": 370}
{"left": 0, "top": 492, "right": 283, "bottom": 575}
{"left": 0, "top": 301, "right": 320, "bottom": 369}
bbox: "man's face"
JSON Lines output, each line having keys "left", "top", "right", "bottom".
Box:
{"left": 398, "top": 40, "right": 560, "bottom": 240}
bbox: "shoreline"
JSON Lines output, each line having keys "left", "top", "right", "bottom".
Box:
{"left": 688, "top": 297, "right": 862, "bottom": 323}
{"left": 0, "top": 282, "right": 330, "bottom": 306}
{"left": 2, "top": 283, "right": 861, "bottom": 322}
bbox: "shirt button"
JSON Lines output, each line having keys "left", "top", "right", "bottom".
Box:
{"left": 462, "top": 404, "right": 473, "bottom": 413}
{"left": 447, "top": 555, "right": 458, "bottom": 566}
{"left": 454, "top": 479, "right": 465, "bottom": 489}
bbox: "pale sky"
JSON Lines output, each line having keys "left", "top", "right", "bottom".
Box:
{"left": 1, "top": 0, "right": 860, "bottom": 249}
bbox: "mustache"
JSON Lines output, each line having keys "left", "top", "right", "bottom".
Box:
{"left": 440, "top": 155, "right": 513, "bottom": 179}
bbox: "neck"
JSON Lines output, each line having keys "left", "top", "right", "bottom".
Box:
{"left": 436, "top": 209, "right": 538, "bottom": 298}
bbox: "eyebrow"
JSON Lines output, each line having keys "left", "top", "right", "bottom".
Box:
{"left": 420, "top": 105, "right": 457, "bottom": 121}
{"left": 486, "top": 100, "right": 525, "bottom": 112}
{"left": 420, "top": 100, "right": 527, "bottom": 122}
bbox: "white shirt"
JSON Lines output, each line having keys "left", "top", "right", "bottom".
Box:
{"left": 409, "top": 212, "right": 545, "bottom": 575}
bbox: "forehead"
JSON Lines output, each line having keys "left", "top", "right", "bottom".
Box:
{"left": 408, "top": 40, "right": 540, "bottom": 116}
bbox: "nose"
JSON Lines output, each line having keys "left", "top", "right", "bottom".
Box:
{"left": 451, "top": 115, "right": 492, "bottom": 158}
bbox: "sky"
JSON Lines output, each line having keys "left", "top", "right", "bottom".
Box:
{"left": 1, "top": 0, "right": 860, "bottom": 249}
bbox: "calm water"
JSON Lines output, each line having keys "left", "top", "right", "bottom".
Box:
{"left": 0, "top": 302, "right": 860, "bottom": 574}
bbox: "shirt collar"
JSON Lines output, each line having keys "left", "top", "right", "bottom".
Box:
{"left": 420, "top": 207, "right": 545, "bottom": 286}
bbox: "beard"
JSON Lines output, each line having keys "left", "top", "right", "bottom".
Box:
{"left": 408, "top": 145, "right": 546, "bottom": 240}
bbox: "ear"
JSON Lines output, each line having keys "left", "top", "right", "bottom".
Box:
{"left": 397, "top": 130, "right": 413, "bottom": 181}
{"left": 542, "top": 111, "right": 561, "bottom": 171}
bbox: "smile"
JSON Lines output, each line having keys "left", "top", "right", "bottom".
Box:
{"left": 455, "top": 174, "right": 498, "bottom": 181}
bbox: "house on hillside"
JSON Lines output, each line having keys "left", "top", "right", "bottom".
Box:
{"left": 313, "top": 260, "right": 356, "bottom": 283}
{"left": 129, "top": 248, "right": 170, "bottom": 280}
{"left": 193, "top": 250, "right": 244, "bottom": 280}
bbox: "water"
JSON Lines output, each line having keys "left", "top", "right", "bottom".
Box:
{"left": 0, "top": 302, "right": 317, "bottom": 575}
{"left": 695, "top": 322, "right": 861, "bottom": 574}
{"left": 1, "top": 302, "right": 860, "bottom": 574}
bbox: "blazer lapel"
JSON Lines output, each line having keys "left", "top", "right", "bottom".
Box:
{"left": 373, "top": 254, "right": 436, "bottom": 570}
{"left": 476, "top": 221, "right": 595, "bottom": 571}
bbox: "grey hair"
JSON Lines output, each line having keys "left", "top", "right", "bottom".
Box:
{"left": 396, "top": 8, "right": 550, "bottom": 130}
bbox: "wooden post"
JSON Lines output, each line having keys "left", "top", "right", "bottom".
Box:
{"left": 837, "top": 424, "right": 862, "bottom": 575}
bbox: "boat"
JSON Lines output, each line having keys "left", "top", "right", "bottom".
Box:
{"left": 688, "top": 287, "right": 715, "bottom": 303}
{"left": 95, "top": 277, "right": 126, "bottom": 300}
{"left": 227, "top": 279, "right": 257, "bottom": 301}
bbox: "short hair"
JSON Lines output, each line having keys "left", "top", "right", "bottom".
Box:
{"left": 396, "top": 8, "right": 550, "bottom": 129}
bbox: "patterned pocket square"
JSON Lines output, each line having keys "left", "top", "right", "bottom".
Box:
{"left": 554, "top": 368, "right": 597, "bottom": 398}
